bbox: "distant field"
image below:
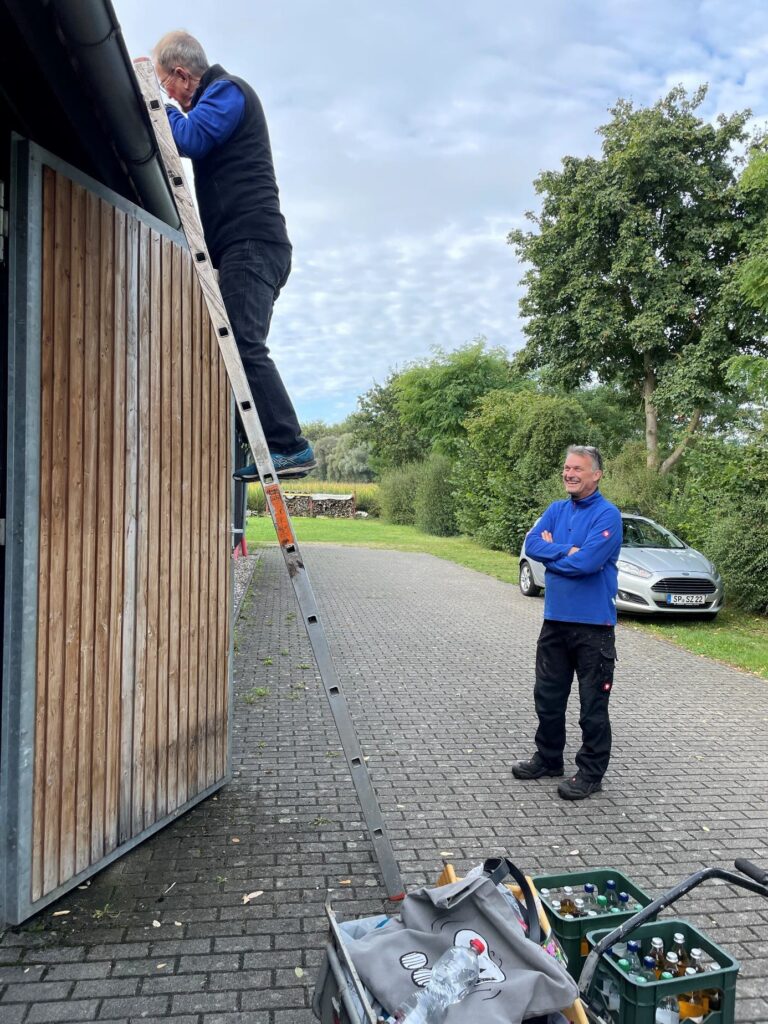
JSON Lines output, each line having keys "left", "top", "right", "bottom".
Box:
{"left": 245, "top": 516, "right": 768, "bottom": 680}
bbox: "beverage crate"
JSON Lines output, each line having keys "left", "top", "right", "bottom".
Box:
{"left": 532, "top": 868, "right": 656, "bottom": 979}
{"left": 586, "top": 918, "right": 739, "bottom": 1024}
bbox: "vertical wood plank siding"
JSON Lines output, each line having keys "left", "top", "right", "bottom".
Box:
{"left": 31, "top": 168, "right": 231, "bottom": 901}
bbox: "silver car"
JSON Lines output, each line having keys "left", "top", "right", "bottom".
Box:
{"left": 518, "top": 513, "right": 724, "bottom": 618}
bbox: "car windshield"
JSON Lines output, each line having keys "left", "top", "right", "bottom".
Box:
{"left": 622, "top": 518, "right": 685, "bottom": 550}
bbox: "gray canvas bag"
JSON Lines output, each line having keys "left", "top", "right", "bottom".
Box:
{"left": 345, "top": 858, "right": 579, "bottom": 1022}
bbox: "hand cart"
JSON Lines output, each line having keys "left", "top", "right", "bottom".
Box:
{"left": 312, "top": 858, "right": 768, "bottom": 1024}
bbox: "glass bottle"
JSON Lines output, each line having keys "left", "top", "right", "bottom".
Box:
{"left": 618, "top": 891, "right": 630, "bottom": 911}
{"left": 671, "top": 932, "right": 689, "bottom": 971}
{"left": 663, "top": 950, "right": 680, "bottom": 978}
{"left": 706, "top": 962, "right": 722, "bottom": 1012}
{"left": 583, "top": 882, "right": 597, "bottom": 909}
{"left": 595, "top": 894, "right": 609, "bottom": 915}
{"left": 573, "top": 897, "right": 586, "bottom": 918}
{"left": 678, "top": 966, "right": 706, "bottom": 1023}
{"left": 538, "top": 887, "right": 551, "bottom": 906}
{"left": 604, "top": 878, "right": 619, "bottom": 907}
{"left": 650, "top": 936, "right": 665, "bottom": 976}
{"left": 550, "top": 899, "right": 562, "bottom": 915}
{"left": 560, "top": 885, "right": 577, "bottom": 915}
{"left": 689, "top": 948, "right": 706, "bottom": 973}
{"left": 655, "top": 979, "right": 680, "bottom": 1024}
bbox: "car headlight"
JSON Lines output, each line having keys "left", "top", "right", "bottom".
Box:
{"left": 617, "top": 559, "right": 653, "bottom": 579}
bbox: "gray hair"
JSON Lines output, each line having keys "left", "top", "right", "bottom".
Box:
{"left": 153, "top": 30, "right": 209, "bottom": 76}
{"left": 566, "top": 445, "right": 603, "bottom": 471}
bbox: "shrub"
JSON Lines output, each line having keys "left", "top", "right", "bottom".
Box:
{"left": 414, "top": 454, "right": 458, "bottom": 536}
{"left": 703, "top": 497, "right": 768, "bottom": 614}
{"left": 600, "top": 442, "right": 674, "bottom": 518}
{"left": 247, "top": 483, "right": 266, "bottom": 514}
{"left": 379, "top": 462, "right": 422, "bottom": 525}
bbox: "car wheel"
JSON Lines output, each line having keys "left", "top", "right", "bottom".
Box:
{"left": 519, "top": 560, "right": 541, "bottom": 597}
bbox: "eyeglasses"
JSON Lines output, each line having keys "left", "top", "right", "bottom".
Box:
{"left": 158, "top": 68, "right": 177, "bottom": 95}
{"left": 580, "top": 445, "right": 604, "bottom": 470}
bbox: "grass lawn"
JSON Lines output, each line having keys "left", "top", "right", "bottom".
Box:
{"left": 245, "top": 515, "right": 768, "bottom": 680}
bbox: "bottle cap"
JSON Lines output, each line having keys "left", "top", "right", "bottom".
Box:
{"left": 596, "top": 895, "right": 608, "bottom": 906}
{"left": 619, "top": 891, "right": 629, "bottom": 900}
{"left": 609, "top": 907, "right": 620, "bottom": 913}
{"left": 661, "top": 971, "right": 674, "bottom": 980}
{"left": 606, "top": 879, "right": 616, "bottom": 889}
{"left": 643, "top": 956, "right": 656, "bottom": 968}
{"left": 574, "top": 898, "right": 585, "bottom": 907}
{"left": 627, "top": 940, "right": 641, "bottom": 953}
{"left": 709, "top": 962, "right": 721, "bottom": 971}
{"left": 617, "top": 958, "right": 630, "bottom": 971}
{"left": 635, "top": 976, "right": 648, "bottom": 984}
{"left": 673, "top": 932, "right": 685, "bottom": 944}
{"left": 666, "top": 952, "right": 679, "bottom": 963}
{"left": 685, "top": 966, "right": 697, "bottom": 976}
{"left": 690, "top": 947, "right": 703, "bottom": 958}
{"left": 563, "top": 914, "right": 574, "bottom": 920}
{"left": 563, "top": 886, "right": 574, "bottom": 894}
{"left": 651, "top": 937, "right": 664, "bottom": 948}
{"left": 469, "top": 938, "right": 485, "bottom": 955}
{"left": 587, "top": 910, "right": 597, "bottom": 916}
{"left": 539, "top": 888, "right": 550, "bottom": 897}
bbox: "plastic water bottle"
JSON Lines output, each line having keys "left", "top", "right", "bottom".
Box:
{"left": 626, "top": 939, "right": 643, "bottom": 977}
{"left": 394, "top": 938, "right": 485, "bottom": 1023}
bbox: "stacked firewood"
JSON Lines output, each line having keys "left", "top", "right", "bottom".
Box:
{"left": 284, "top": 492, "right": 312, "bottom": 517}
{"left": 283, "top": 493, "right": 356, "bottom": 518}
{"left": 310, "top": 494, "right": 355, "bottom": 518}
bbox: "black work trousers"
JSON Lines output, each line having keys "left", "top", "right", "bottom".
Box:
{"left": 217, "top": 238, "right": 306, "bottom": 455}
{"left": 533, "top": 620, "right": 616, "bottom": 782}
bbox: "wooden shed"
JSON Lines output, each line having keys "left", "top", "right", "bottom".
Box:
{"left": 1, "top": 0, "right": 235, "bottom": 923}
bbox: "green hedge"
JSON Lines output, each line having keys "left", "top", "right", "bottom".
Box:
{"left": 414, "top": 453, "right": 458, "bottom": 536}
{"left": 379, "top": 462, "right": 422, "bottom": 525}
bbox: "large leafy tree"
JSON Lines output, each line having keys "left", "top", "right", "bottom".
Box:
{"left": 353, "top": 340, "right": 518, "bottom": 470}
{"left": 509, "top": 86, "right": 768, "bottom": 474}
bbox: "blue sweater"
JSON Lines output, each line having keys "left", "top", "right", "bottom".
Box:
{"left": 524, "top": 490, "right": 622, "bottom": 626}
{"left": 166, "top": 80, "right": 245, "bottom": 159}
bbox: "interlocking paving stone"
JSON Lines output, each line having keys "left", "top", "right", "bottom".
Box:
{"left": 2, "top": 545, "right": 767, "bottom": 1023}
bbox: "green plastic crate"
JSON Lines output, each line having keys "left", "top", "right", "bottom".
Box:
{"left": 586, "top": 918, "right": 739, "bottom": 1024}
{"left": 532, "top": 867, "right": 655, "bottom": 979}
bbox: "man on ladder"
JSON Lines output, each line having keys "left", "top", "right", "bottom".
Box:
{"left": 152, "top": 30, "right": 316, "bottom": 481}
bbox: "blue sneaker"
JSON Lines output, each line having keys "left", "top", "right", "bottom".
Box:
{"left": 233, "top": 445, "right": 316, "bottom": 482}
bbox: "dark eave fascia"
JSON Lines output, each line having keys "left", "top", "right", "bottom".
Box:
{"left": 48, "top": 0, "right": 180, "bottom": 229}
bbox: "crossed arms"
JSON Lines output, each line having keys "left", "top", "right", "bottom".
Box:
{"left": 524, "top": 504, "right": 621, "bottom": 577}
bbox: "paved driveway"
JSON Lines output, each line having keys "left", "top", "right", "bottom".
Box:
{"left": 2, "top": 545, "right": 767, "bottom": 1023}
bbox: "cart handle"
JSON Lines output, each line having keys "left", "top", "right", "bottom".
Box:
{"left": 734, "top": 858, "right": 768, "bottom": 886}
{"left": 578, "top": 861, "right": 768, "bottom": 1006}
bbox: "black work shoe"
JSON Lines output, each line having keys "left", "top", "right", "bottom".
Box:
{"left": 512, "top": 754, "right": 564, "bottom": 780}
{"left": 557, "top": 773, "right": 603, "bottom": 800}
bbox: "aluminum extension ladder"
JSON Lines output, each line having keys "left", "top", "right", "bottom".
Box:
{"left": 133, "top": 58, "right": 404, "bottom": 900}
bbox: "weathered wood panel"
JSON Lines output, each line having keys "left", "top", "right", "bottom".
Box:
{"left": 31, "top": 166, "right": 231, "bottom": 900}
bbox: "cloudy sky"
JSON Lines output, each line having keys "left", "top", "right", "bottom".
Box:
{"left": 118, "top": 1, "right": 768, "bottom": 425}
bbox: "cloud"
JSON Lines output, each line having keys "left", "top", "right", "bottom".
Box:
{"left": 118, "top": 0, "right": 768, "bottom": 423}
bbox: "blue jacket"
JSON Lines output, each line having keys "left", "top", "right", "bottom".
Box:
{"left": 524, "top": 490, "right": 622, "bottom": 626}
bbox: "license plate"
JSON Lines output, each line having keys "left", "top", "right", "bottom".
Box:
{"left": 666, "top": 593, "right": 706, "bottom": 606}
